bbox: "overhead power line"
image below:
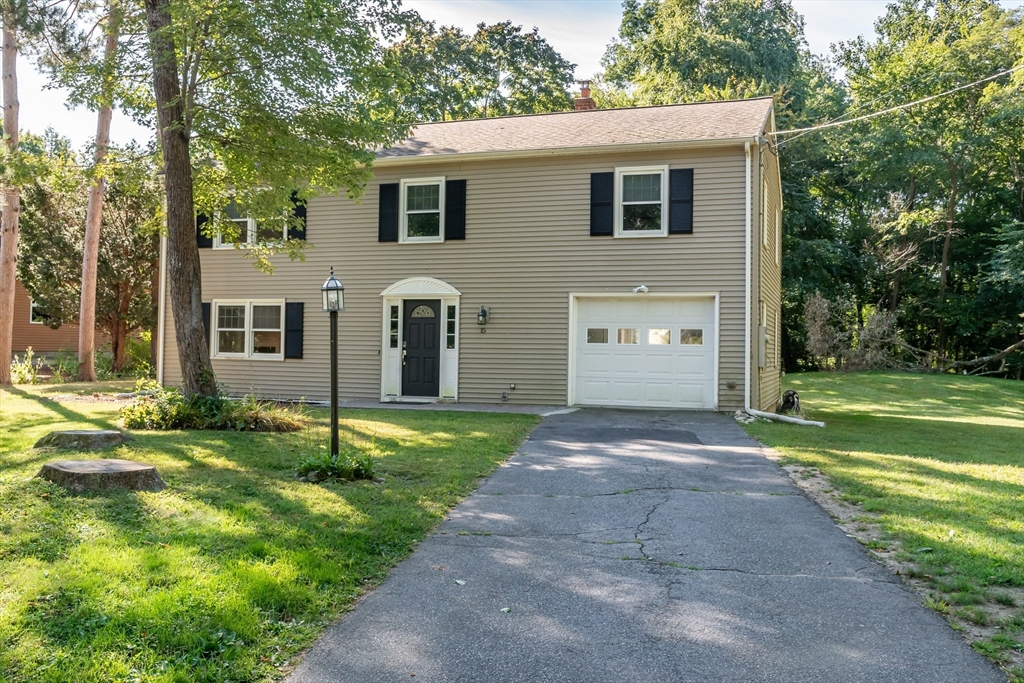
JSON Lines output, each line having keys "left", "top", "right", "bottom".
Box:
{"left": 769, "top": 64, "right": 1024, "bottom": 141}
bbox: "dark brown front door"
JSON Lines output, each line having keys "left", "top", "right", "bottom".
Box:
{"left": 402, "top": 299, "right": 441, "bottom": 397}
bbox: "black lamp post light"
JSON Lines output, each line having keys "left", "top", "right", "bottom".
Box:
{"left": 321, "top": 267, "right": 344, "bottom": 457}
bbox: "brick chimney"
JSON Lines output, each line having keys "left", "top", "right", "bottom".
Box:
{"left": 574, "top": 80, "right": 596, "bottom": 111}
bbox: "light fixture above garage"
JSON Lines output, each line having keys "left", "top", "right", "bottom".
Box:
{"left": 632, "top": 285, "right": 649, "bottom": 293}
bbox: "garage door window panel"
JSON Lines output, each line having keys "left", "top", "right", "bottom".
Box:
{"left": 587, "top": 328, "right": 609, "bottom": 344}
{"left": 615, "top": 166, "right": 668, "bottom": 237}
{"left": 617, "top": 328, "right": 639, "bottom": 344}
{"left": 680, "top": 329, "right": 704, "bottom": 345}
{"left": 648, "top": 328, "right": 670, "bottom": 345}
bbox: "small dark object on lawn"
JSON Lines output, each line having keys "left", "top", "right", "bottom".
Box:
{"left": 778, "top": 390, "right": 801, "bottom": 415}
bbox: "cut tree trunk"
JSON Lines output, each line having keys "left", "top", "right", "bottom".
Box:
{"left": 145, "top": 0, "right": 216, "bottom": 397}
{"left": 0, "top": 15, "right": 19, "bottom": 386}
{"left": 78, "top": 0, "right": 122, "bottom": 382}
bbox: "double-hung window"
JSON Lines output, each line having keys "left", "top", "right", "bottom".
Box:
{"left": 615, "top": 166, "right": 668, "bottom": 237}
{"left": 214, "top": 202, "right": 287, "bottom": 248}
{"left": 400, "top": 177, "right": 445, "bottom": 243}
{"left": 213, "top": 301, "right": 284, "bottom": 360}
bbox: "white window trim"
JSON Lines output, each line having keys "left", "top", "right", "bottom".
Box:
{"left": 400, "top": 176, "right": 445, "bottom": 244}
{"left": 29, "top": 300, "right": 46, "bottom": 325}
{"left": 211, "top": 300, "right": 285, "bottom": 361}
{"left": 775, "top": 207, "right": 782, "bottom": 265}
{"left": 614, "top": 165, "right": 669, "bottom": 238}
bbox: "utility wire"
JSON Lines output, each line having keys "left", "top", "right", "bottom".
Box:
{"left": 770, "top": 64, "right": 1023, "bottom": 140}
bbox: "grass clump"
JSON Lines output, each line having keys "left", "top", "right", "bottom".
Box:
{"left": 120, "top": 383, "right": 310, "bottom": 432}
{"left": 296, "top": 449, "right": 375, "bottom": 482}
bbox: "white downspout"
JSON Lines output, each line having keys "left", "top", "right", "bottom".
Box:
{"left": 156, "top": 233, "right": 168, "bottom": 386}
{"left": 744, "top": 140, "right": 752, "bottom": 412}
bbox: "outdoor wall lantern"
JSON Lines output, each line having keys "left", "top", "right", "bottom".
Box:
{"left": 477, "top": 305, "right": 489, "bottom": 326}
{"left": 321, "top": 267, "right": 345, "bottom": 456}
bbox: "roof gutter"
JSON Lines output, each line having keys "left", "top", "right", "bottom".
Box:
{"left": 372, "top": 135, "right": 755, "bottom": 167}
{"left": 744, "top": 139, "right": 752, "bottom": 412}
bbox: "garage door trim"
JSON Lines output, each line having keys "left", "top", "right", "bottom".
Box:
{"left": 567, "top": 292, "right": 720, "bottom": 410}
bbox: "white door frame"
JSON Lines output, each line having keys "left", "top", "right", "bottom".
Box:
{"left": 380, "top": 277, "right": 461, "bottom": 402}
{"left": 567, "top": 291, "right": 720, "bottom": 410}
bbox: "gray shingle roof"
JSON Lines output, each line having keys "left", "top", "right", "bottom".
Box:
{"left": 377, "top": 97, "right": 773, "bottom": 160}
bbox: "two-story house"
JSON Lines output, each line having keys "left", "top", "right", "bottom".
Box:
{"left": 156, "top": 96, "right": 783, "bottom": 412}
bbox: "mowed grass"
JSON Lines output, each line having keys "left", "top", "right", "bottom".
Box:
{"left": 0, "top": 383, "right": 539, "bottom": 682}
{"left": 744, "top": 372, "right": 1024, "bottom": 673}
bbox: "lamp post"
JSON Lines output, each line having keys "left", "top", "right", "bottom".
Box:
{"left": 321, "top": 267, "right": 345, "bottom": 457}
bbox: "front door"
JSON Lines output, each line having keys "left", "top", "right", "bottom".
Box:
{"left": 402, "top": 299, "right": 441, "bottom": 397}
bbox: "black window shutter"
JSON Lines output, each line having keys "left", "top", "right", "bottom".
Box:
{"left": 288, "top": 192, "right": 307, "bottom": 241}
{"left": 669, "top": 168, "right": 694, "bottom": 235}
{"left": 201, "top": 302, "right": 211, "bottom": 351}
{"left": 284, "top": 302, "right": 304, "bottom": 359}
{"left": 444, "top": 179, "right": 467, "bottom": 240}
{"left": 378, "top": 183, "right": 399, "bottom": 242}
{"left": 196, "top": 213, "right": 213, "bottom": 248}
{"left": 590, "top": 172, "right": 614, "bottom": 236}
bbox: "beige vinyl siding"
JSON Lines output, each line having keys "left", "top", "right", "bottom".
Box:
{"left": 162, "top": 146, "right": 751, "bottom": 409}
{"left": 755, "top": 140, "right": 783, "bottom": 410}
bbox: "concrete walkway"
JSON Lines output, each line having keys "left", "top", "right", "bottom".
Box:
{"left": 287, "top": 409, "right": 1005, "bottom": 683}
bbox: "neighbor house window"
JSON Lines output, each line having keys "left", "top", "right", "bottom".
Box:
{"left": 615, "top": 166, "right": 668, "bottom": 237}
{"left": 213, "top": 301, "right": 284, "bottom": 360}
{"left": 214, "top": 202, "right": 287, "bottom": 248}
{"left": 29, "top": 300, "right": 51, "bottom": 325}
{"left": 401, "top": 177, "right": 445, "bottom": 243}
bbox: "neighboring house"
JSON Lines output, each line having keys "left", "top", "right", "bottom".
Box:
{"left": 157, "top": 95, "right": 783, "bottom": 412}
{"left": 12, "top": 279, "right": 81, "bottom": 354}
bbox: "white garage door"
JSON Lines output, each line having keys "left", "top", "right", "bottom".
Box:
{"left": 573, "top": 297, "right": 716, "bottom": 409}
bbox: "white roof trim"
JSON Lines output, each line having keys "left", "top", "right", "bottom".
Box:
{"left": 380, "top": 277, "right": 462, "bottom": 297}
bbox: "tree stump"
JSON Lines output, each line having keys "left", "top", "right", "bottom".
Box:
{"left": 36, "top": 459, "right": 166, "bottom": 492}
{"left": 33, "top": 430, "right": 132, "bottom": 450}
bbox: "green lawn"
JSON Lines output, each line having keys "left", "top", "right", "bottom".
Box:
{"left": 0, "top": 383, "right": 539, "bottom": 682}
{"left": 744, "top": 372, "right": 1024, "bottom": 677}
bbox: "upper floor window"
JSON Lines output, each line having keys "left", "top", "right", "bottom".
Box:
{"left": 615, "top": 166, "right": 668, "bottom": 237}
{"left": 213, "top": 202, "right": 287, "bottom": 248}
{"left": 400, "top": 177, "right": 445, "bottom": 243}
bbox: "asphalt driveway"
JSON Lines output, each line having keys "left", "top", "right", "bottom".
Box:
{"left": 287, "top": 409, "right": 1005, "bottom": 683}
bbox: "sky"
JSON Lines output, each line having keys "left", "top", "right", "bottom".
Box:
{"left": 17, "top": 0, "right": 1023, "bottom": 150}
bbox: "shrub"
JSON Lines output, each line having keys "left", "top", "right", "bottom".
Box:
{"left": 10, "top": 348, "right": 39, "bottom": 384}
{"left": 120, "top": 385, "right": 310, "bottom": 432}
{"left": 297, "top": 449, "right": 375, "bottom": 482}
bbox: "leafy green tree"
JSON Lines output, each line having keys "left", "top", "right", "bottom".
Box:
{"left": 837, "top": 0, "right": 1023, "bottom": 368}
{"left": 387, "top": 16, "right": 575, "bottom": 121}
{"left": 18, "top": 138, "right": 162, "bottom": 371}
{"left": 124, "top": 0, "right": 411, "bottom": 396}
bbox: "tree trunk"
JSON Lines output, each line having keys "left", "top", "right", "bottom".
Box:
{"left": 937, "top": 164, "right": 958, "bottom": 359}
{"left": 144, "top": 0, "right": 216, "bottom": 397}
{"left": 78, "top": 0, "right": 121, "bottom": 382}
{"left": 0, "top": 14, "right": 19, "bottom": 386}
{"left": 111, "top": 317, "right": 128, "bottom": 372}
